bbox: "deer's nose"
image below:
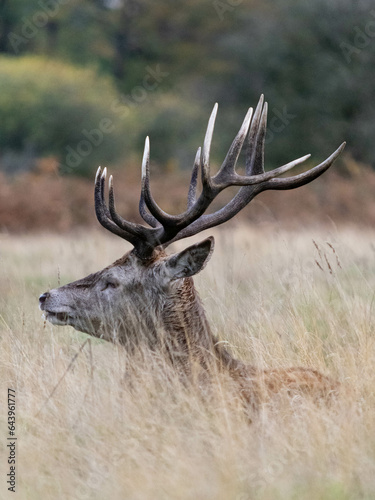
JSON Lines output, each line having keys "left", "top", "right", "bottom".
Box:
{"left": 39, "top": 292, "right": 50, "bottom": 304}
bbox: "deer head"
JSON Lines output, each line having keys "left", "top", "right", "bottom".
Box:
{"left": 39, "top": 95, "right": 345, "bottom": 349}
{"left": 39, "top": 239, "right": 214, "bottom": 345}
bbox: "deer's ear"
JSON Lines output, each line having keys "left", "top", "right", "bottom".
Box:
{"left": 163, "top": 237, "right": 215, "bottom": 281}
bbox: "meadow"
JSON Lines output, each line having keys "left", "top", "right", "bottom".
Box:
{"left": 1, "top": 226, "right": 375, "bottom": 499}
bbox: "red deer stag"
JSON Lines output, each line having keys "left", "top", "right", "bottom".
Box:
{"left": 39, "top": 96, "right": 345, "bottom": 405}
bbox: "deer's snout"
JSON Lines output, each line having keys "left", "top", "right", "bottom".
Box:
{"left": 39, "top": 292, "right": 50, "bottom": 305}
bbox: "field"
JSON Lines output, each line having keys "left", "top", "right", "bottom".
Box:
{"left": 1, "top": 226, "right": 375, "bottom": 499}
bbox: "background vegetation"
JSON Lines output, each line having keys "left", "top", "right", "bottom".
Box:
{"left": 0, "top": 0, "right": 374, "bottom": 175}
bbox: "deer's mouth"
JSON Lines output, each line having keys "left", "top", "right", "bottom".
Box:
{"left": 43, "top": 310, "right": 75, "bottom": 326}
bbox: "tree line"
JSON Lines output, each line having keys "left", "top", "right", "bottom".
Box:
{"left": 0, "top": 0, "right": 373, "bottom": 175}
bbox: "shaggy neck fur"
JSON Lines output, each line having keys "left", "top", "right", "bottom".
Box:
{"left": 160, "top": 277, "right": 252, "bottom": 378}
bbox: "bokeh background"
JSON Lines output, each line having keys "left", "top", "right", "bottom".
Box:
{"left": 0, "top": 0, "right": 374, "bottom": 231}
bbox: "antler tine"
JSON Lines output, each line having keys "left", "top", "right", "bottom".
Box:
{"left": 138, "top": 141, "right": 160, "bottom": 228}
{"left": 100, "top": 167, "right": 107, "bottom": 205}
{"left": 139, "top": 192, "right": 159, "bottom": 228}
{"left": 95, "top": 166, "right": 112, "bottom": 224}
{"left": 211, "top": 101, "right": 311, "bottom": 188}
{"left": 212, "top": 154, "right": 312, "bottom": 187}
{"left": 141, "top": 136, "right": 179, "bottom": 227}
{"left": 201, "top": 103, "right": 218, "bottom": 188}
{"left": 187, "top": 147, "right": 201, "bottom": 209}
{"left": 251, "top": 99, "right": 267, "bottom": 176}
{"left": 263, "top": 142, "right": 346, "bottom": 190}
{"left": 213, "top": 107, "right": 253, "bottom": 187}
{"left": 108, "top": 175, "right": 149, "bottom": 237}
{"left": 246, "top": 94, "right": 265, "bottom": 175}
{"left": 94, "top": 167, "right": 139, "bottom": 243}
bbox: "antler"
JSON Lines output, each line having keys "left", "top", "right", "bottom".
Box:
{"left": 95, "top": 95, "right": 345, "bottom": 258}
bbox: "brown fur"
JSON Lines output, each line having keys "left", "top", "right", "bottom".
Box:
{"left": 156, "top": 275, "right": 339, "bottom": 405}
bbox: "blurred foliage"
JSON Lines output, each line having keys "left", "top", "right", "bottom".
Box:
{"left": 0, "top": 0, "right": 374, "bottom": 174}
{"left": 0, "top": 56, "right": 127, "bottom": 175}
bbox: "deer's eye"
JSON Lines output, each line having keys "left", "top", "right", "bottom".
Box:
{"left": 101, "top": 279, "right": 120, "bottom": 291}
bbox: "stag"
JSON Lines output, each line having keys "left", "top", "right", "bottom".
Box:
{"left": 39, "top": 96, "right": 345, "bottom": 405}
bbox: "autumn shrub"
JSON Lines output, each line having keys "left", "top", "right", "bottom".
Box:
{"left": 1, "top": 159, "right": 375, "bottom": 233}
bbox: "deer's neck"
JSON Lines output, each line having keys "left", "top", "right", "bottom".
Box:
{"left": 161, "top": 278, "right": 247, "bottom": 375}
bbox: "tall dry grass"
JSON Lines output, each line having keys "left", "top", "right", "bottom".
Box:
{"left": 1, "top": 227, "right": 375, "bottom": 499}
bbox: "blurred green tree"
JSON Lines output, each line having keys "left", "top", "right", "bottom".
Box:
{"left": 0, "top": 0, "right": 374, "bottom": 171}
{"left": 207, "top": 0, "right": 375, "bottom": 168}
{"left": 0, "top": 56, "right": 127, "bottom": 175}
